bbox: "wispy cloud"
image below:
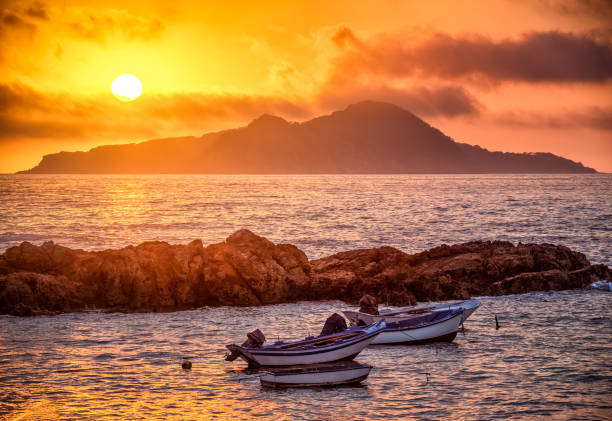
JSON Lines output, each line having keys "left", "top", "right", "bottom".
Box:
{"left": 496, "top": 106, "right": 612, "bottom": 130}
{"left": 68, "top": 9, "right": 164, "bottom": 43}
{"left": 0, "top": 82, "right": 311, "bottom": 141}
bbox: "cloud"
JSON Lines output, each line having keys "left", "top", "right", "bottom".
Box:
{"left": 25, "top": 4, "right": 48, "bottom": 20}
{"left": 1, "top": 12, "right": 36, "bottom": 31}
{"left": 496, "top": 106, "right": 612, "bottom": 130}
{"left": 68, "top": 9, "right": 164, "bottom": 43}
{"left": 316, "top": 83, "right": 483, "bottom": 118}
{"left": 0, "top": 79, "right": 483, "bottom": 146}
{"left": 331, "top": 25, "right": 362, "bottom": 48}
{"left": 0, "top": 82, "right": 311, "bottom": 141}
{"left": 533, "top": 0, "right": 612, "bottom": 24}
{"left": 329, "top": 27, "right": 612, "bottom": 83}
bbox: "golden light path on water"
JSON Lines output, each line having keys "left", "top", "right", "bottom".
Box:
{"left": 0, "top": 175, "right": 610, "bottom": 265}
{"left": 1, "top": 291, "right": 611, "bottom": 420}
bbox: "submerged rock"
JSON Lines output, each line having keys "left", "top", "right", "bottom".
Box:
{"left": 0, "top": 231, "right": 609, "bottom": 316}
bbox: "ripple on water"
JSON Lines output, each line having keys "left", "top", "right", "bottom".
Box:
{"left": 0, "top": 174, "right": 610, "bottom": 265}
{"left": 2, "top": 292, "right": 610, "bottom": 419}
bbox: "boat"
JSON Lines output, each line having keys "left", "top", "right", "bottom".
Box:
{"left": 370, "top": 308, "right": 463, "bottom": 345}
{"left": 226, "top": 320, "right": 385, "bottom": 367}
{"left": 589, "top": 280, "right": 612, "bottom": 292}
{"left": 259, "top": 361, "right": 372, "bottom": 388}
{"left": 343, "top": 299, "right": 481, "bottom": 326}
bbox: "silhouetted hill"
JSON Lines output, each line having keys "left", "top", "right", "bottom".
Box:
{"left": 18, "top": 101, "right": 597, "bottom": 173}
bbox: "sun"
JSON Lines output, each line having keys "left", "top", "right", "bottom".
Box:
{"left": 111, "top": 74, "right": 143, "bottom": 102}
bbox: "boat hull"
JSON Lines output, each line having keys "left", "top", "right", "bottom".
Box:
{"left": 248, "top": 333, "right": 378, "bottom": 366}
{"left": 260, "top": 362, "right": 372, "bottom": 388}
{"left": 370, "top": 311, "right": 462, "bottom": 345}
{"left": 344, "top": 299, "right": 481, "bottom": 325}
{"left": 231, "top": 321, "right": 385, "bottom": 367}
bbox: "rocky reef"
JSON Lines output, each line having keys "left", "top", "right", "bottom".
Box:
{"left": 0, "top": 230, "right": 609, "bottom": 316}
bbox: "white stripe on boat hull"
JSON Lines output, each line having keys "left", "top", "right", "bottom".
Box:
{"left": 370, "top": 312, "right": 462, "bottom": 345}
{"left": 249, "top": 335, "right": 378, "bottom": 366}
{"left": 260, "top": 366, "right": 372, "bottom": 387}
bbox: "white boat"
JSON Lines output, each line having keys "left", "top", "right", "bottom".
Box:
{"left": 226, "top": 320, "right": 385, "bottom": 367}
{"left": 260, "top": 361, "right": 372, "bottom": 388}
{"left": 343, "top": 299, "right": 481, "bottom": 326}
{"left": 370, "top": 308, "right": 463, "bottom": 345}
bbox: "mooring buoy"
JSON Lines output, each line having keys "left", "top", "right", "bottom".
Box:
{"left": 182, "top": 360, "right": 192, "bottom": 370}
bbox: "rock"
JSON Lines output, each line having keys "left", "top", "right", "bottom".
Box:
{"left": 0, "top": 231, "right": 609, "bottom": 316}
{"left": 311, "top": 240, "right": 610, "bottom": 306}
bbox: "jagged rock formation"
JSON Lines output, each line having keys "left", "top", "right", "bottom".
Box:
{"left": 0, "top": 230, "right": 609, "bottom": 316}
{"left": 19, "top": 101, "right": 596, "bottom": 174}
{"left": 310, "top": 241, "right": 610, "bottom": 304}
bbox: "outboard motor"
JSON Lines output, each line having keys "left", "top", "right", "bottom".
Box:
{"left": 319, "top": 313, "right": 348, "bottom": 336}
{"left": 225, "top": 329, "right": 266, "bottom": 361}
{"left": 359, "top": 294, "right": 379, "bottom": 315}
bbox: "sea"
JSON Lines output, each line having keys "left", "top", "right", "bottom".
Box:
{"left": 0, "top": 174, "right": 611, "bottom": 420}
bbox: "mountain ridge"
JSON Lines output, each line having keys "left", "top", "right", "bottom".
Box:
{"left": 18, "top": 101, "right": 597, "bottom": 174}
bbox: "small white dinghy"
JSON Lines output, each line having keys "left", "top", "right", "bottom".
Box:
{"left": 260, "top": 361, "right": 372, "bottom": 388}
{"left": 343, "top": 299, "right": 481, "bottom": 326}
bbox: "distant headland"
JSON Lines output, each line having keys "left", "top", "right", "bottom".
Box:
{"left": 1, "top": 229, "right": 609, "bottom": 316}
{"left": 18, "top": 101, "right": 596, "bottom": 174}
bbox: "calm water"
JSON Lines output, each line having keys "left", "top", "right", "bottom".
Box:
{"left": 0, "top": 174, "right": 610, "bottom": 264}
{"left": 1, "top": 174, "right": 611, "bottom": 420}
{"left": 0, "top": 291, "right": 611, "bottom": 420}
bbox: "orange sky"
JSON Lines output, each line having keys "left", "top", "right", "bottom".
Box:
{"left": 1, "top": 0, "right": 611, "bottom": 172}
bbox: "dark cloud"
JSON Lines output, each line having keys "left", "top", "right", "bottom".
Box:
{"left": 1, "top": 12, "right": 35, "bottom": 31}
{"left": 0, "top": 114, "right": 85, "bottom": 138}
{"left": 534, "top": 0, "right": 612, "bottom": 23}
{"left": 581, "top": 106, "right": 612, "bottom": 130}
{"left": 25, "top": 4, "right": 48, "bottom": 20}
{"left": 0, "top": 82, "right": 46, "bottom": 111}
{"left": 317, "top": 83, "right": 482, "bottom": 118}
{"left": 331, "top": 27, "right": 612, "bottom": 83}
{"left": 497, "top": 107, "right": 612, "bottom": 131}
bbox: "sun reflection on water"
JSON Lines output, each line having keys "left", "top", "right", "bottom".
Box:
{"left": 1, "top": 291, "right": 611, "bottom": 420}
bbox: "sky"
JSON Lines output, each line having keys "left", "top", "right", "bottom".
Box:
{"left": 1, "top": 0, "right": 611, "bottom": 173}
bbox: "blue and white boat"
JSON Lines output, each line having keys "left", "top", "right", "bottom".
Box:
{"left": 370, "top": 308, "right": 463, "bottom": 345}
{"left": 343, "top": 299, "right": 480, "bottom": 326}
{"left": 226, "top": 320, "right": 385, "bottom": 367}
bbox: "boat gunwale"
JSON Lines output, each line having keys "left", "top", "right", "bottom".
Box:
{"left": 263, "top": 362, "right": 372, "bottom": 376}
{"left": 245, "top": 325, "right": 384, "bottom": 357}
{"left": 382, "top": 309, "right": 463, "bottom": 332}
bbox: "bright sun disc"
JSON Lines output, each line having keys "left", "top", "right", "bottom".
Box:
{"left": 111, "top": 74, "right": 143, "bottom": 102}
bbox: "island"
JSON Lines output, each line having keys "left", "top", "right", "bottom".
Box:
{"left": 1, "top": 229, "right": 609, "bottom": 316}
{"left": 18, "top": 101, "right": 596, "bottom": 174}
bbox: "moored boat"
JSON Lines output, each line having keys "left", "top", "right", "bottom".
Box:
{"left": 343, "top": 299, "right": 481, "bottom": 326}
{"left": 260, "top": 361, "right": 372, "bottom": 388}
{"left": 370, "top": 308, "right": 463, "bottom": 345}
{"left": 226, "top": 320, "right": 385, "bottom": 367}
